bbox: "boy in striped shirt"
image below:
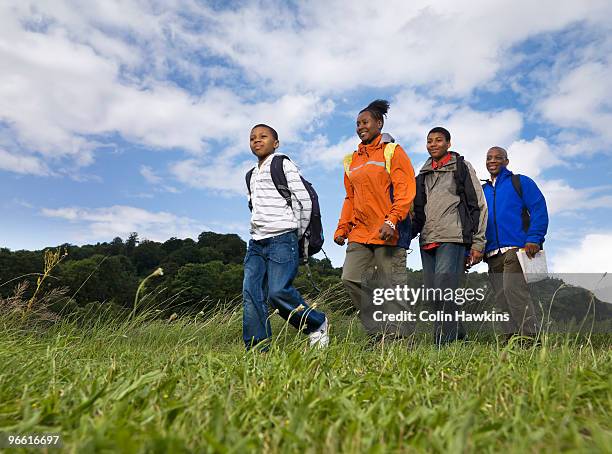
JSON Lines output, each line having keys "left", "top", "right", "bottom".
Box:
{"left": 243, "top": 124, "right": 328, "bottom": 350}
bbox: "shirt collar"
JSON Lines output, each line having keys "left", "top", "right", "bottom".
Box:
{"left": 261, "top": 152, "right": 276, "bottom": 165}
{"left": 431, "top": 152, "right": 452, "bottom": 169}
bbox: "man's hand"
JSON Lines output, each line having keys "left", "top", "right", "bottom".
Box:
{"left": 378, "top": 223, "right": 394, "bottom": 242}
{"left": 524, "top": 242, "right": 540, "bottom": 259}
{"left": 465, "top": 249, "right": 483, "bottom": 269}
{"left": 334, "top": 235, "right": 346, "bottom": 246}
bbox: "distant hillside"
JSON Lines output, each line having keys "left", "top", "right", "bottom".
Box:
{"left": 0, "top": 231, "right": 340, "bottom": 315}
{"left": 1, "top": 233, "right": 609, "bottom": 330}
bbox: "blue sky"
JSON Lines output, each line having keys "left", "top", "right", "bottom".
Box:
{"left": 1, "top": 0, "right": 611, "bottom": 273}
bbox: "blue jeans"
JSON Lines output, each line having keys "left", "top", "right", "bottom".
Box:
{"left": 421, "top": 243, "right": 467, "bottom": 345}
{"left": 242, "top": 230, "right": 326, "bottom": 349}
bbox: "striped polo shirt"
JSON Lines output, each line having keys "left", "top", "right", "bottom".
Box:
{"left": 248, "top": 153, "right": 312, "bottom": 240}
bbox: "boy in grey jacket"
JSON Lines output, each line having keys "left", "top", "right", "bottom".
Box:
{"left": 412, "top": 127, "right": 488, "bottom": 345}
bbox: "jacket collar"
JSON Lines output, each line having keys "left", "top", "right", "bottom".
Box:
{"left": 487, "top": 166, "right": 512, "bottom": 185}
{"left": 357, "top": 134, "right": 383, "bottom": 155}
{"left": 432, "top": 152, "right": 452, "bottom": 169}
{"left": 420, "top": 151, "right": 457, "bottom": 174}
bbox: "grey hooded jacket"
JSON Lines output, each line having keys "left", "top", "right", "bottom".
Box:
{"left": 417, "top": 153, "right": 488, "bottom": 251}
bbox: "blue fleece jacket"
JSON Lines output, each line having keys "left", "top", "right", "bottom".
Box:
{"left": 482, "top": 166, "right": 548, "bottom": 254}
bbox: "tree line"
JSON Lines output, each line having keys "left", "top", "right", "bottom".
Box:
{"left": 1, "top": 232, "right": 609, "bottom": 328}
{"left": 0, "top": 232, "right": 340, "bottom": 315}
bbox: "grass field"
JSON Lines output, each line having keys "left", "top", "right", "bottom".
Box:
{"left": 1, "top": 290, "right": 611, "bottom": 453}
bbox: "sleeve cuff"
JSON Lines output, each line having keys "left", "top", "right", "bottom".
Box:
{"left": 386, "top": 214, "right": 399, "bottom": 225}
{"left": 472, "top": 243, "right": 485, "bottom": 252}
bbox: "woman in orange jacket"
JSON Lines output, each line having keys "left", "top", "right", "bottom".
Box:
{"left": 334, "top": 99, "right": 416, "bottom": 337}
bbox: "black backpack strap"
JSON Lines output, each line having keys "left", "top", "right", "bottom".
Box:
{"left": 452, "top": 153, "right": 480, "bottom": 244}
{"left": 411, "top": 173, "right": 426, "bottom": 237}
{"left": 453, "top": 153, "right": 467, "bottom": 195}
{"left": 245, "top": 167, "right": 255, "bottom": 211}
{"left": 270, "top": 155, "right": 292, "bottom": 208}
{"left": 511, "top": 173, "right": 530, "bottom": 232}
{"left": 511, "top": 174, "right": 522, "bottom": 198}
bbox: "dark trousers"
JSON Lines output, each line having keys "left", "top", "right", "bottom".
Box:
{"left": 421, "top": 243, "right": 467, "bottom": 345}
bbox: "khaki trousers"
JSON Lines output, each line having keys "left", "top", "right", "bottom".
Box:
{"left": 341, "top": 242, "right": 410, "bottom": 336}
{"left": 487, "top": 248, "right": 540, "bottom": 336}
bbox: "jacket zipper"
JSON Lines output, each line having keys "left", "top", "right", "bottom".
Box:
{"left": 492, "top": 183, "right": 501, "bottom": 255}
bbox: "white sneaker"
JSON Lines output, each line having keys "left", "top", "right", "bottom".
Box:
{"left": 309, "top": 318, "right": 329, "bottom": 349}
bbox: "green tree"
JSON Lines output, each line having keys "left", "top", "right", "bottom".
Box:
{"left": 59, "top": 255, "right": 138, "bottom": 306}
{"left": 0, "top": 249, "right": 44, "bottom": 299}
{"left": 109, "top": 237, "right": 125, "bottom": 256}
{"left": 125, "top": 232, "right": 139, "bottom": 257}
{"left": 169, "top": 243, "right": 202, "bottom": 267}
{"left": 169, "top": 261, "right": 242, "bottom": 309}
{"left": 199, "top": 246, "right": 224, "bottom": 263}
{"left": 161, "top": 237, "right": 184, "bottom": 255}
{"left": 198, "top": 232, "right": 246, "bottom": 264}
{"left": 132, "top": 240, "right": 163, "bottom": 275}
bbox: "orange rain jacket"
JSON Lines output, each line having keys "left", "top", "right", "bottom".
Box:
{"left": 335, "top": 134, "right": 416, "bottom": 246}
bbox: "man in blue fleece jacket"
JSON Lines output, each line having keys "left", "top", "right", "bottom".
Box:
{"left": 482, "top": 146, "right": 549, "bottom": 340}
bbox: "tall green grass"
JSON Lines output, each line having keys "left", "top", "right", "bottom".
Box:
{"left": 0, "top": 287, "right": 610, "bottom": 453}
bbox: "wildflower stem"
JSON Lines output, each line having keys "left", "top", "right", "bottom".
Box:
{"left": 26, "top": 248, "right": 66, "bottom": 312}
{"left": 131, "top": 267, "right": 163, "bottom": 321}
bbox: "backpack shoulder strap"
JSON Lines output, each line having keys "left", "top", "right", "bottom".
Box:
{"left": 343, "top": 152, "right": 355, "bottom": 177}
{"left": 511, "top": 173, "right": 523, "bottom": 199}
{"left": 245, "top": 167, "right": 255, "bottom": 211}
{"left": 511, "top": 173, "right": 530, "bottom": 232}
{"left": 452, "top": 152, "right": 468, "bottom": 194}
{"left": 270, "top": 154, "right": 292, "bottom": 208}
{"left": 383, "top": 143, "right": 398, "bottom": 174}
{"left": 452, "top": 153, "right": 481, "bottom": 241}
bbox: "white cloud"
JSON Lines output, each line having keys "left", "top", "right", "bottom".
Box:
{"left": 1, "top": 0, "right": 612, "bottom": 254}
{"left": 167, "top": 92, "right": 334, "bottom": 193}
{"left": 306, "top": 92, "right": 575, "bottom": 223}
{"left": 140, "top": 165, "right": 162, "bottom": 185}
{"left": 539, "top": 59, "right": 612, "bottom": 143}
{"left": 305, "top": 90, "right": 529, "bottom": 176}
{"left": 0, "top": 3, "right": 334, "bottom": 177}
{"left": 193, "top": 0, "right": 612, "bottom": 95}
{"left": 301, "top": 135, "right": 359, "bottom": 170}
{"left": 169, "top": 158, "right": 254, "bottom": 195}
{"left": 41, "top": 205, "right": 205, "bottom": 242}
{"left": 432, "top": 109, "right": 526, "bottom": 178}
{"left": 383, "top": 90, "right": 451, "bottom": 147}
{"left": 551, "top": 233, "right": 612, "bottom": 273}
{"left": 539, "top": 232, "right": 612, "bottom": 302}
{"left": 314, "top": 90, "right": 531, "bottom": 179}
{"left": 0, "top": 25, "right": 330, "bottom": 162}
{"left": 384, "top": 90, "right": 530, "bottom": 177}
{"left": 0, "top": 148, "right": 50, "bottom": 175}
{"left": 139, "top": 165, "right": 179, "bottom": 193}
{"left": 538, "top": 180, "right": 612, "bottom": 216}
{"left": 1, "top": 1, "right": 610, "bottom": 172}
{"left": 503, "top": 139, "right": 562, "bottom": 179}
